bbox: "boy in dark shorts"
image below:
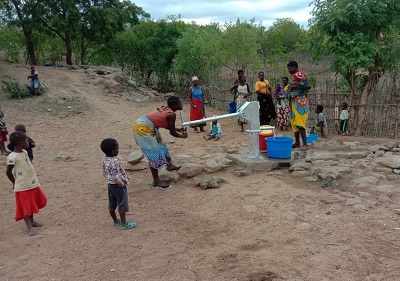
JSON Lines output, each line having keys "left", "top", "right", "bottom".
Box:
{"left": 101, "top": 138, "right": 136, "bottom": 230}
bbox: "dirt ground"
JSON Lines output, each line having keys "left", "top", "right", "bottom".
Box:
{"left": 1, "top": 63, "right": 400, "bottom": 281}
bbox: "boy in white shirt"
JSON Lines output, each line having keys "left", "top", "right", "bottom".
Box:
{"left": 204, "top": 118, "right": 222, "bottom": 141}
{"left": 339, "top": 102, "right": 349, "bottom": 135}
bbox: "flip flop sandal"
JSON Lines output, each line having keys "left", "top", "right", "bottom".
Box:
{"left": 114, "top": 219, "right": 122, "bottom": 227}
{"left": 151, "top": 182, "right": 170, "bottom": 188}
{"left": 166, "top": 165, "right": 181, "bottom": 171}
{"left": 121, "top": 222, "right": 137, "bottom": 230}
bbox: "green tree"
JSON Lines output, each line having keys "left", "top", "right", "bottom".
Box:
{"left": 174, "top": 23, "right": 223, "bottom": 85}
{"left": 221, "top": 19, "right": 262, "bottom": 73}
{"left": 0, "top": 24, "right": 24, "bottom": 62}
{"left": 310, "top": 0, "right": 400, "bottom": 135}
{"left": 0, "top": 0, "right": 40, "bottom": 64}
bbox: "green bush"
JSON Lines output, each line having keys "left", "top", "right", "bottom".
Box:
{"left": 1, "top": 78, "right": 30, "bottom": 99}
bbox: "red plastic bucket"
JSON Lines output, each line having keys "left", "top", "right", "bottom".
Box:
{"left": 259, "top": 132, "right": 274, "bottom": 152}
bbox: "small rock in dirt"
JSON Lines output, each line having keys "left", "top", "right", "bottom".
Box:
{"left": 233, "top": 169, "right": 252, "bottom": 177}
{"left": 127, "top": 151, "right": 144, "bottom": 164}
{"left": 243, "top": 205, "right": 257, "bottom": 213}
{"left": 369, "top": 144, "right": 389, "bottom": 152}
{"left": 195, "top": 175, "right": 227, "bottom": 189}
{"left": 345, "top": 196, "right": 362, "bottom": 206}
{"left": 121, "top": 161, "right": 148, "bottom": 171}
{"left": 354, "top": 176, "right": 379, "bottom": 188}
{"left": 178, "top": 163, "right": 204, "bottom": 178}
{"left": 296, "top": 222, "right": 311, "bottom": 230}
{"left": 159, "top": 168, "right": 179, "bottom": 183}
{"left": 289, "top": 162, "right": 312, "bottom": 171}
{"left": 291, "top": 171, "right": 310, "bottom": 177}
{"left": 372, "top": 185, "right": 399, "bottom": 196}
{"left": 393, "top": 169, "right": 400, "bottom": 174}
{"left": 56, "top": 154, "right": 71, "bottom": 161}
{"left": 353, "top": 204, "right": 367, "bottom": 211}
{"left": 320, "top": 194, "right": 346, "bottom": 204}
{"left": 325, "top": 211, "right": 331, "bottom": 215}
{"left": 375, "top": 155, "right": 400, "bottom": 169}
{"left": 375, "top": 150, "right": 385, "bottom": 157}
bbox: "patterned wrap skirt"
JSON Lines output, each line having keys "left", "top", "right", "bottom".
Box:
{"left": 133, "top": 115, "right": 171, "bottom": 169}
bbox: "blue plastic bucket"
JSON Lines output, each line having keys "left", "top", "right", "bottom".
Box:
{"left": 266, "top": 136, "right": 294, "bottom": 159}
{"left": 306, "top": 134, "right": 319, "bottom": 144}
{"left": 228, "top": 102, "right": 236, "bottom": 113}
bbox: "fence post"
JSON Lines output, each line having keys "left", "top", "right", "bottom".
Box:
{"left": 396, "top": 105, "right": 399, "bottom": 139}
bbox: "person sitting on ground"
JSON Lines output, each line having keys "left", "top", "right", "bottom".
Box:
{"left": 101, "top": 138, "right": 136, "bottom": 230}
{"left": 339, "top": 102, "right": 349, "bottom": 135}
{"left": 310, "top": 105, "right": 328, "bottom": 137}
{"left": 204, "top": 117, "right": 222, "bottom": 141}
{"left": 7, "top": 124, "right": 35, "bottom": 162}
{"left": 27, "top": 65, "right": 40, "bottom": 96}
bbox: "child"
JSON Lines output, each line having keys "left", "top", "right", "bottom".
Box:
{"left": 339, "top": 102, "right": 349, "bottom": 135}
{"left": 203, "top": 118, "right": 222, "bottom": 141}
{"left": 101, "top": 138, "right": 136, "bottom": 230}
{"left": 6, "top": 131, "right": 47, "bottom": 236}
{"left": 310, "top": 105, "right": 328, "bottom": 137}
{"left": 0, "top": 105, "right": 9, "bottom": 155}
{"left": 7, "top": 124, "right": 36, "bottom": 161}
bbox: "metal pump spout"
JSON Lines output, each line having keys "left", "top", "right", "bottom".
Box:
{"left": 181, "top": 101, "right": 261, "bottom": 158}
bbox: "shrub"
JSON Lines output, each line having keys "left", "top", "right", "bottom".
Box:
{"left": 1, "top": 78, "right": 30, "bottom": 99}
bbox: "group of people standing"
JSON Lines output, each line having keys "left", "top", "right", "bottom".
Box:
{"left": 229, "top": 61, "right": 311, "bottom": 149}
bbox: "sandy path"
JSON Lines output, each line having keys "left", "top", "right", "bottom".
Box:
{"left": 0, "top": 63, "right": 399, "bottom": 281}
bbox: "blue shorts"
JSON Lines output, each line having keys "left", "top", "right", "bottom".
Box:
{"left": 28, "top": 80, "right": 40, "bottom": 89}
{"left": 108, "top": 184, "right": 129, "bottom": 213}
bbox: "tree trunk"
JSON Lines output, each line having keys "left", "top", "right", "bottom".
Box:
{"left": 65, "top": 33, "right": 73, "bottom": 65}
{"left": 355, "top": 70, "right": 375, "bottom": 136}
{"left": 24, "top": 29, "right": 37, "bottom": 65}
{"left": 347, "top": 70, "right": 358, "bottom": 135}
{"left": 11, "top": 0, "right": 37, "bottom": 65}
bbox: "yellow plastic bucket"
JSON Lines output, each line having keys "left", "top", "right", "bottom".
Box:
{"left": 260, "top": 125, "right": 275, "bottom": 135}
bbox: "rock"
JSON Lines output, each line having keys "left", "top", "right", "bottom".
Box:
{"left": 56, "top": 154, "right": 71, "bottom": 161}
{"left": 226, "top": 152, "right": 279, "bottom": 171}
{"left": 375, "top": 150, "right": 385, "bottom": 157}
{"left": 335, "top": 151, "right": 371, "bottom": 159}
{"left": 233, "top": 169, "right": 252, "bottom": 177}
{"left": 282, "top": 210, "right": 300, "bottom": 221}
{"left": 374, "top": 166, "right": 393, "bottom": 173}
{"left": 394, "top": 169, "right": 400, "bottom": 174}
{"left": 204, "top": 159, "right": 225, "bottom": 173}
{"left": 372, "top": 185, "right": 399, "bottom": 196}
{"left": 369, "top": 144, "right": 389, "bottom": 152}
{"left": 345, "top": 196, "right": 362, "bottom": 206}
{"left": 296, "top": 222, "right": 311, "bottom": 230}
{"left": 354, "top": 176, "right": 379, "bottom": 188}
{"left": 178, "top": 163, "right": 204, "bottom": 178}
{"left": 159, "top": 169, "right": 179, "bottom": 183}
{"left": 121, "top": 161, "right": 148, "bottom": 171}
{"left": 291, "top": 171, "right": 310, "bottom": 177}
{"left": 353, "top": 204, "right": 368, "bottom": 211}
{"left": 306, "top": 151, "right": 337, "bottom": 161}
{"left": 289, "top": 162, "right": 312, "bottom": 171}
{"left": 243, "top": 205, "right": 257, "bottom": 213}
{"left": 378, "top": 195, "right": 392, "bottom": 204}
{"left": 320, "top": 194, "right": 346, "bottom": 204}
{"left": 113, "top": 75, "right": 124, "bottom": 84}
{"left": 127, "top": 151, "right": 144, "bottom": 164}
{"left": 174, "top": 154, "right": 197, "bottom": 164}
{"left": 375, "top": 156, "right": 400, "bottom": 169}
{"left": 194, "top": 176, "right": 227, "bottom": 189}
{"left": 392, "top": 148, "right": 400, "bottom": 152}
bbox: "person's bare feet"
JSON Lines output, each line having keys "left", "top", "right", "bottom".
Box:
{"left": 214, "top": 136, "right": 220, "bottom": 141}
{"left": 203, "top": 136, "right": 208, "bottom": 141}
{"left": 300, "top": 145, "right": 309, "bottom": 151}
{"left": 28, "top": 228, "right": 37, "bottom": 236}
{"left": 292, "top": 143, "right": 300, "bottom": 149}
{"left": 32, "top": 221, "right": 43, "bottom": 227}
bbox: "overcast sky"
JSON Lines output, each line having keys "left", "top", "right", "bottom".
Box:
{"left": 133, "top": 0, "right": 314, "bottom": 28}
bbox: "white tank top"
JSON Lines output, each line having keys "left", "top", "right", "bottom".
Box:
{"left": 237, "top": 84, "right": 248, "bottom": 94}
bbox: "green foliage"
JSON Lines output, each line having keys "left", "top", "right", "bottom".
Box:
{"left": 310, "top": 0, "right": 400, "bottom": 80}
{"left": 0, "top": 24, "right": 24, "bottom": 62}
{"left": 221, "top": 19, "right": 262, "bottom": 72}
{"left": 174, "top": 23, "right": 223, "bottom": 84}
{"left": 1, "top": 78, "right": 30, "bottom": 99}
